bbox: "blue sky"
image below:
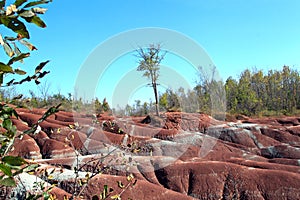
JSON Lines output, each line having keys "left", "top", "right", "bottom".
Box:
{"left": 3, "top": 0, "right": 300, "bottom": 107}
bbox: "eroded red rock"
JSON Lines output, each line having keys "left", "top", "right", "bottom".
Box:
{"left": 154, "top": 161, "right": 300, "bottom": 199}
{"left": 10, "top": 134, "right": 42, "bottom": 159}
{"left": 41, "top": 138, "right": 76, "bottom": 158}
{"left": 83, "top": 174, "right": 195, "bottom": 200}
{"left": 3, "top": 108, "right": 300, "bottom": 199}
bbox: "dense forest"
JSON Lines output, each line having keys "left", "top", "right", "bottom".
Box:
{"left": 225, "top": 66, "right": 300, "bottom": 116}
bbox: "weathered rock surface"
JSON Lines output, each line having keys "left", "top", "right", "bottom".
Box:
{"left": 1, "top": 108, "right": 300, "bottom": 199}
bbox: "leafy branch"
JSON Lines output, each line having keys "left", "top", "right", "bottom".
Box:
{"left": 0, "top": 0, "right": 52, "bottom": 87}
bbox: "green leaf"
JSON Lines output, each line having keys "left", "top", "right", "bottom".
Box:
{"left": 8, "top": 53, "right": 30, "bottom": 65}
{"left": 3, "top": 42, "right": 15, "bottom": 57}
{"left": 14, "top": 0, "right": 28, "bottom": 8}
{"left": 14, "top": 69, "right": 27, "bottom": 75}
{"left": 2, "top": 156, "right": 27, "bottom": 166}
{"left": 24, "top": 0, "right": 51, "bottom": 8}
{"left": 2, "top": 119, "right": 13, "bottom": 130}
{"left": 19, "top": 9, "right": 35, "bottom": 18}
{"left": 43, "top": 192, "right": 50, "bottom": 199}
{"left": 101, "top": 185, "right": 108, "bottom": 199}
{"left": 21, "top": 164, "right": 39, "bottom": 173}
{"left": 24, "top": 15, "right": 46, "bottom": 28}
{"left": 19, "top": 39, "right": 37, "bottom": 50}
{"left": 1, "top": 105, "right": 19, "bottom": 118}
{"left": 0, "top": 177, "right": 16, "bottom": 186}
{"left": 0, "top": 17, "right": 30, "bottom": 39}
{"left": 0, "top": 62, "right": 14, "bottom": 73}
{"left": 12, "top": 163, "right": 38, "bottom": 176}
{"left": 35, "top": 60, "right": 49, "bottom": 74}
{"left": 0, "top": 164, "right": 13, "bottom": 176}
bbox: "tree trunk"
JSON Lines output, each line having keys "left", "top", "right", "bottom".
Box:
{"left": 153, "top": 83, "right": 160, "bottom": 116}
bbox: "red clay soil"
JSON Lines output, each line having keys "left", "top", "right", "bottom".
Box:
{"left": 2, "top": 108, "right": 300, "bottom": 199}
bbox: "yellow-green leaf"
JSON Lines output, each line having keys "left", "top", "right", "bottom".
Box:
{"left": 127, "top": 174, "right": 134, "bottom": 181}
{"left": 2, "top": 156, "right": 27, "bottom": 166}
{"left": 22, "top": 164, "right": 39, "bottom": 173}
{"left": 14, "top": 69, "right": 27, "bottom": 75}
{"left": 0, "top": 163, "right": 13, "bottom": 176}
{"left": 0, "top": 62, "right": 14, "bottom": 73}
{"left": 29, "top": 15, "right": 47, "bottom": 28}
{"left": 0, "top": 177, "right": 16, "bottom": 186}
{"left": 110, "top": 194, "right": 121, "bottom": 200}
{"left": 48, "top": 175, "right": 54, "bottom": 180}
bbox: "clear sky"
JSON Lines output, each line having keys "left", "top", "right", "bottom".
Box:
{"left": 4, "top": 0, "right": 300, "bottom": 107}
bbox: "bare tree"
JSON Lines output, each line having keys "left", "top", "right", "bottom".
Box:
{"left": 38, "top": 80, "right": 51, "bottom": 101}
{"left": 135, "top": 44, "right": 167, "bottom": 116}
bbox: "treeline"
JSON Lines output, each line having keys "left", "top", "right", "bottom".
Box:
{"left": 225, "top": 66, "right": 300, "bottom": 116}
{"left": 2, "top": 66, "right": 300, "bottom": 117}
{"left": 120, "top": 65, "right": 300, "bottom": 117}
{"left": 0, "top": 89, "right": 111, "bottom": 114}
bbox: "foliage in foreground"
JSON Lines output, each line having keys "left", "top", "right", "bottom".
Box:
{"left": 0, "top": 0, "right": 53, "bottom": 196}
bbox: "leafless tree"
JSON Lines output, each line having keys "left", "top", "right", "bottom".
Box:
{"left": 38, "top": 80, "right": 51, "bottom": 101}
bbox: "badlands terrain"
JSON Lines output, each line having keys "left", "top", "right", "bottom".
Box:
{"left": 2, "top": 107, "right": 300, "bottom": 199}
